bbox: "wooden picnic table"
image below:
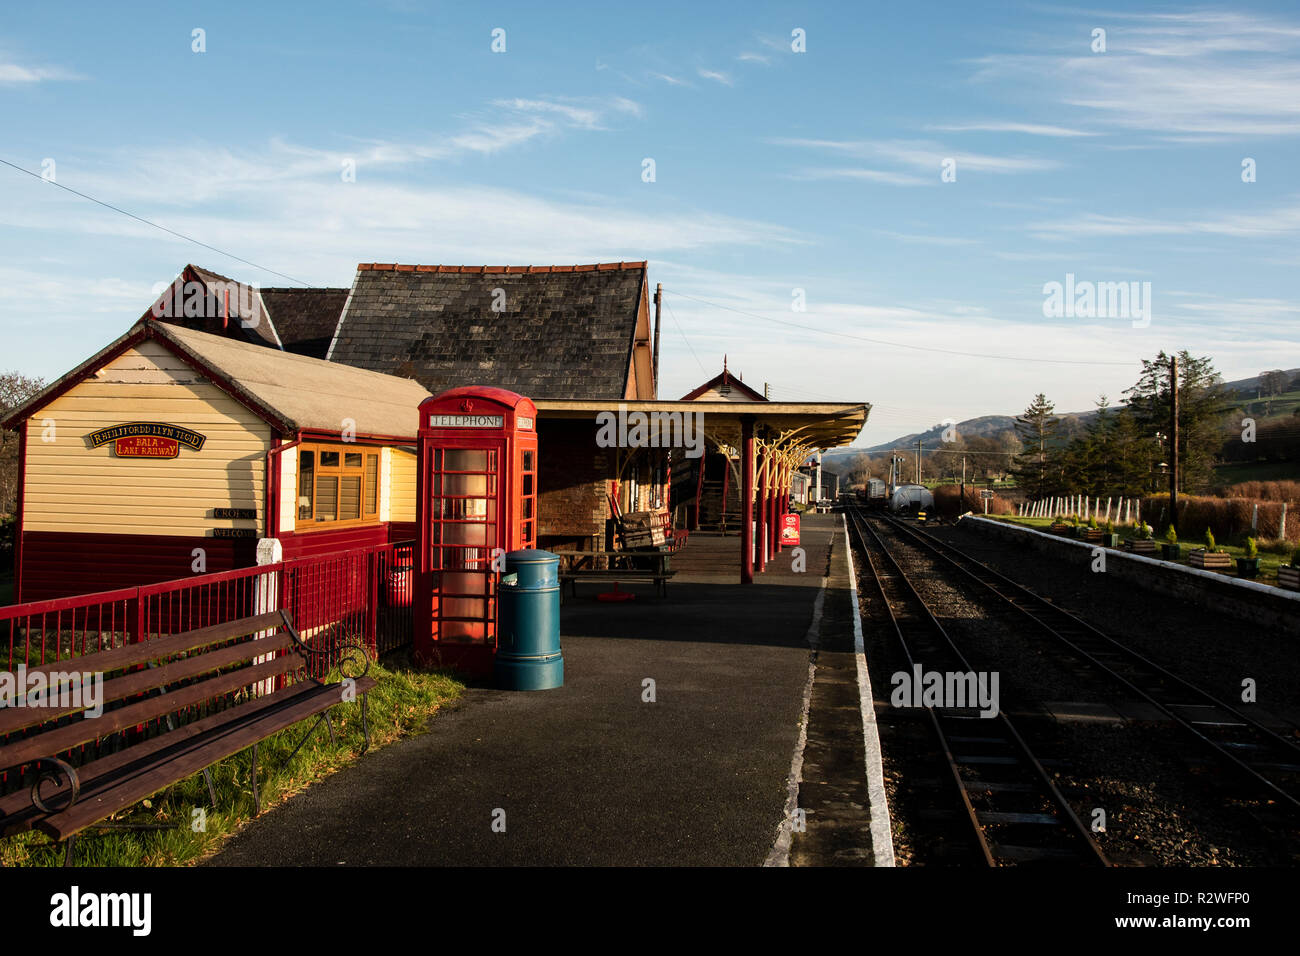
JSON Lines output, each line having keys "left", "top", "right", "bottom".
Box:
{"left": 556, "top": 549, "right": 675, "bottom": 598}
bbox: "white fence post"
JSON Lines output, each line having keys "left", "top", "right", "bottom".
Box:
{"left": 254, "top": 538, "right": 283, "bottom": 696}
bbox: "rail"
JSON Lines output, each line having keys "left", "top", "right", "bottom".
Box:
{"left": 846, "top": 501, "right": 1110, "bottom": 866}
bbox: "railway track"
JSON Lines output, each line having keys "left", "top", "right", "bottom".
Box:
{"left": 845, "top": 504, "right": 1110, "bottom": 866}
{"left": 875, "top": 509, "right": 1300, "bottom": 815}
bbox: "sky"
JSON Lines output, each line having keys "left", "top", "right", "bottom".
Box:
{"left": 1, "top": 1, "right": 1298, "bottom": 446}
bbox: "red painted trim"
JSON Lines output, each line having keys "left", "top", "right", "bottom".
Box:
{"left": 14, "top": 421, "right": 26, "bottom": 603}
{"left": 756, "top": 446, "right": 767, "bottom": 574}
{"left": 741, "top": 418, "right": 754, "bottom": 584}
{"left": 17, "top": 532, "right": 257, "bottom": 601}
{"left": 280, "top": 523, "right": 388, "bottom": 559}
{"left": 265, "top": 434, "right": 304, "bottom": 541}
{"left": 298, "top": 429, "right": 418, "bottom": 446}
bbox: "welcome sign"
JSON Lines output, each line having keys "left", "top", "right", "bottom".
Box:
{"left": 88, "top": 422, "right": 207, "bottom": 460}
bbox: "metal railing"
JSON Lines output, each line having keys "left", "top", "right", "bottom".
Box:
{"left": 2, "top": 540, "right": 415, "bottom": 674}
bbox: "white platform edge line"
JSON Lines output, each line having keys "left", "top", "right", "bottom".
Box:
{"left": 844, "top": 514, "right": 896, "bottom": 867}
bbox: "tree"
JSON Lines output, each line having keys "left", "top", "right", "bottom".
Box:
{"left": 1123, "top": 351, "right": 1225, "bottom": 495}
{"left": 1, "top": 371, "right": 47, "bottom": 515}
{"left": 1259, "top": 369, "right": 1289, "bottom": 416}
{"left": 1059, "top": 395, "right": 1150, "bottom": 497}
{"left": 1009, "top": 394, "right": 1060, "bottom": 499}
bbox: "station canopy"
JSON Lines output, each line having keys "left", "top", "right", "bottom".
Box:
{"left": 533, "top": 400, "right": 870, "bottom": 452}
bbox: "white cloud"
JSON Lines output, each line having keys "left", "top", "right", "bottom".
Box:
{"left": 650, "top": 72, "right": 689, "bottom": 86}
{"left": 0, "top": 60, "right": 77, "bottom": 85}
{"left": 773, "top": 137, "right": 1060, "bottom": 175}
{"left": 789, "top": 167, "right": 929, "bottom": 186}
{"left": 969, "top": 11, "right": 1300, "bottom": 138}
{"left": 697, "top": 68, "right": 733, "bottom": 86}
{"left": 737, "top": 52, "right": 771, "bottom": 65}
{"left": 926, "top": 121, "right": 1097, "bottom": 137}
{"left": 1026, "top": 201, "right": 1300, "bottom": 241}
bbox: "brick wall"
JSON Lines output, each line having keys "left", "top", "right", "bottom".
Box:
{"left": 538, "top": 419, "right": 610, "bottom": 549}
{"left": 536, "top": 418, "right": 669, "bottom": 550}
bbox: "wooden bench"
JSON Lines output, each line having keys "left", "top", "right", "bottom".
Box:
{"left": 0, "top": 609, "right": 375, "bottom": 864}
{"left": 556, "top": 550, "right": 676, "bottom": 599}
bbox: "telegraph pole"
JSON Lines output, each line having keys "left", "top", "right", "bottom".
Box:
{"left": 1169, "top": 355, "right": 1180, "bottom": 534}
{"left": 916, "top": 439, "right": 922, "bottom": 484}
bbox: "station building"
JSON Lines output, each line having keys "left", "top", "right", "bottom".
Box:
{"left": 3, "top": 319, "right": 429, "bottom": 601}
{"left": 3, "top": 259, "right": 870, "bottom": 600}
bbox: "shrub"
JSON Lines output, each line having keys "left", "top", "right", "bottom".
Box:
{"left": 1165, "top": 524, "right": 1177, "bottom": 545}
{"left": 1217, "top": 480, "right": 1300, "bottom": 504}
{"left": 1141, "top": 493, "right": 1298, "bottom": 543}
{"left": 1246, "top": 537, "right": 1258, "bottom": 559}
{"left": 1204, "top": 528, "right": 1217, "bottom": 553}
{"left": 1105, "top": 519, "right": 1115, "bottom": 534}
{"left": 1087, "top": 515, "right": 1098, "bottom": 529}
{"left": 927, "top": 484, "right": 1015, "bottom": 518}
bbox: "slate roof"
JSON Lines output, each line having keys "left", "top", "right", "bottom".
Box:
{"left": 260, "top": 288, "right": 350, "bottom": 359}
{"left": 327, "top": 262, "right": 647, "bottom": 400}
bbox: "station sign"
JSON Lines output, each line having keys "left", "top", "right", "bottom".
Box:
{"left": 427, "top": 414, "right": 504, "bottom": 428}
{"left": 980, "top": 490, "right": 995, "bottom": 499}
{"left": 89, "top": 423, "right": 207, "bottom": 459}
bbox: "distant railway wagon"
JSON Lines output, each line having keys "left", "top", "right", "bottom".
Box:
{"left": 866, "top": 478, "right": 887, "bottom": 501}
{"left": 889, "top": 483, "right": 934, "bottom": 514}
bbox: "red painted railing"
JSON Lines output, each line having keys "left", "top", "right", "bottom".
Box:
{"left": 2, "top": 541, "right": 415, "bottom": 674}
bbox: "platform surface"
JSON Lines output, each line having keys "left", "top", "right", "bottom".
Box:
{"left": 208, "top": 516, "right": 862, "bottom": 866}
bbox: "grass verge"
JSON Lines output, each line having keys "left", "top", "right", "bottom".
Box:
{"left": 0, "top": 650, "right": 463, "bottom": 866}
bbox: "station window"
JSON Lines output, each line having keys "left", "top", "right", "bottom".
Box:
{"left": 297, "top": 444, "right": 381, "bottom": 529}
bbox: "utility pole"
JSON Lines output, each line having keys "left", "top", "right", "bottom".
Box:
{"left": 916, "top": 439, "right": 923, "bottom": 485}
{"left": 961, "top": 455, "right": 966, "bottom": 511}
{"left": 1170, "top": 355, "right": 1180, "bottom": 534}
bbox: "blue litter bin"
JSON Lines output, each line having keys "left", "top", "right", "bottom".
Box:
{"left": 495, "top": 549, "right": 563, "bottom": 690}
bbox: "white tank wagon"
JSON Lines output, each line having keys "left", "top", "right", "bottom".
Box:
{"left": 889, "top": 484, "right": 934, "bottom": 514}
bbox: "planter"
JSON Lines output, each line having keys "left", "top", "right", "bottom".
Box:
{"left": 1124, "top": 539, "right": 1158, "bottom": 556}
{"left": 1101, "top": 533, "right": 1120, "bottom": 548}
{"left": 1278, "top": 565, "right": 1300, "bottom": 591}
{"left": 1188, "top": 548, "right": 1231, "bottom": 571}
{"left": 1236, "top": 557, "right": 1260, "bottom": 579}
{"left": 1048, "top": 523, "right": 1071, "bottom": 536}
{"left": 1079, "top": 528, "right": 1104, "bottom": 543}
{"left": 1161, "top": 543, "right": 1182, "bottom": 561}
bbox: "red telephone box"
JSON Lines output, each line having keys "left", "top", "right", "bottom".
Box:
{"left": 414, "top": 386, "right": 538, "bottom": 675}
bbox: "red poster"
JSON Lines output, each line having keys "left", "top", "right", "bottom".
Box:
{"left": 781, "top": 513, "right": 800, "bottom": 546}
{"left": 115, "top": 436, "right": 180, "bottom": 459}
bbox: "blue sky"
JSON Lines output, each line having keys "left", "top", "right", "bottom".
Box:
{"left": 2, "top": 1, "right": 1299, "bottom": 445}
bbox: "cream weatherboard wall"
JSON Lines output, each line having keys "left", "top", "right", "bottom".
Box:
{"left": 389, "top": 447, "right": 417, "bottom": 523}
{"left": 23, "top": 341, "right": 271, "bottom": 537}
